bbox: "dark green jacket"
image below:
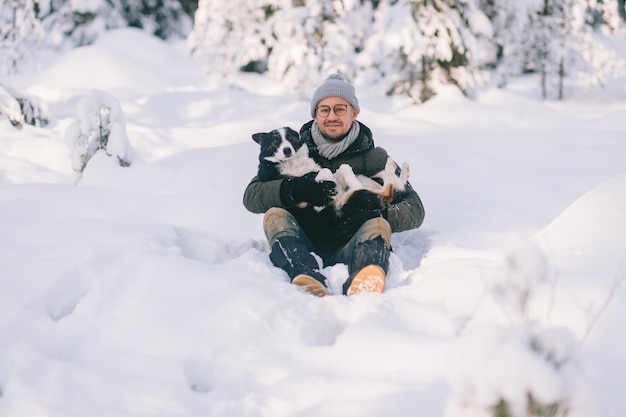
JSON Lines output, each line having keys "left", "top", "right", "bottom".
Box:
{"left": 243, "top": 121, "right": 425, "bottom": 249}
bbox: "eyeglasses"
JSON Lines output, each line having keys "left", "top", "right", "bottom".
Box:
{"left": 315, "top": 104, "right": 349, "bottom": 117}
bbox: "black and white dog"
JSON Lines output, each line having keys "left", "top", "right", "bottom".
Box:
{"left": 252, "top": 127, "right": 321, "bottom": 181}
{"left": 252, "top": 126, "right": 410, "bottom": 211}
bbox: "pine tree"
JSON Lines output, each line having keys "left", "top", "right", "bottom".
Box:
{"left": 496, "top": 0, "right": 623, "bottom": 99}
{"left": 362, "top": 0, "right": 495, "bottom": 103}
{"left": 0, "top": 0, "right": 43, "bottom": 74}
{"left": 188, "top": 0, "right": 269, "bottom": 77}
{"left": 38, "top": 0, "right": 190, "bottom": 49}
{"left": 38, "top": 0, "right": 118, "bottom": 48}
{"left": 118, "top": 0, "right": 192, "bottom": 39}
{"left": 262, "top": 0, "right": 370, "bottom": 94}
{"left": 487, "top": 0, "right": 531, "bottom": 87}
{"left": 586, "top": 0, "right": 623, "bottom": 29}
{"left": 178, "top": 0, "right": 198, "bottom": 17}
{"left": 523, "top": 0, "right": 565, "bottom": 99}
{"left": 188, "top": 0, "right": 622, "bottom": 102}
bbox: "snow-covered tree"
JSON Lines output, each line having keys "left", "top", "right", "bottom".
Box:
{"left": 0, "top": 82, "right": 49, "bottom": 128}
{"left": 361, "top": 0, "right": 496, "bottom": 103}
{"left": 118, "top": 0, "right": 192, "bottom": 40}
{"left": 178, "top": 0, "right": 198, "bottom": 16}
{"left": 524, "top": 0, "right": 574, "bottom": 99}
{"left": 189, "top": 0, "right": 623, "bottom": 101}
{"left": 263, "top": 0, "right": 372, "bottom": 94}
{"left": 260, "top": 4, "right": 318, "bottom": 93}
{"left": 39, "top": 0, "right": 190, "bottom": 49}
{"left": 190, "top": 0, "right": 371, "bottom": 91}
{"left": 65, "top": 90, "right": 133, "bottom": 174}
{"left": 0, "top": 0, "right": 44, "bottom": 74}
{"left": 485, "top": 0, "right": 535, "bottom": 87}
{"left": 188, "top": 0, "right": 269, "bottom": 76}
{"left": 585, "top": 0, "right": 623, "bottom": 29}
{"left": 489, "top": 0, "right": 623, "bottom": 99}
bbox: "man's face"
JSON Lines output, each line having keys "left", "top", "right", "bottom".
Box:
{"left": 313, "top": 96, "right": 358, "bottom": 142}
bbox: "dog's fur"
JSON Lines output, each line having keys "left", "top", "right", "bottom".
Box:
{"left": 252, "top": 126, "right": 410, "bottom": 212}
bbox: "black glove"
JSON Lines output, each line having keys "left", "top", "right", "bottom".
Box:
{"left": 346, "top": 189, "right": 383, "bottom": 210}
{"left": 280, "top": 172, "right": 337, "bottom": 207}
{"left": 336, "top": 209, "right": 382, "bottom": 242}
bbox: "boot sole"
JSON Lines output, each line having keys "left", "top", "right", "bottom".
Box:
{"left": 292, "top": 275, "right": 330, "bottom": 297}
{"left": 347, "top": 265, "right": 385, "bottom": 296}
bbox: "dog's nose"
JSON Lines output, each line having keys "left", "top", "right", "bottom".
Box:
{"left": 283, "top": 148, "right": 292, "bottom": 157}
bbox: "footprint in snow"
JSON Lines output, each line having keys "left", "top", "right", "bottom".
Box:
{"left": 175, "top": 227, "right": 267, "bottom": 265}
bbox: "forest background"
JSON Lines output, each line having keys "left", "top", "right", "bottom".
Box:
{"left": 2, "top": 0, "right": 626, "bottom": 109}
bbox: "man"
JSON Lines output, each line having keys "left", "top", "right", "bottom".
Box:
{"left": 243, "top": 74, "right": 425, "bottom": 296}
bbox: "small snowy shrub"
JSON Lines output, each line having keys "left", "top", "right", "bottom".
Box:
{"left": 65, "top": 90, "right": 133, "bottom": 173}
{"left": 492, "top": 236, "right": 549, "bottom": 325}
{"left": 447, "top": 323, "right": 581, "bottom": 417}
{"left": 0, "top": 83, "right": 48, "bottom": 128}
{"left": 445, "top": 236, "right": 595, "bottom": 417}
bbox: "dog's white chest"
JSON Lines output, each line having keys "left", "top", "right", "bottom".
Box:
{"left": 278, "top": 146, "right": 322, "bottom": 177}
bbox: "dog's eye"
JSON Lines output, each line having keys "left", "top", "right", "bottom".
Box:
{"left": 287, "top": 134, "right": 301, "bottom": 147}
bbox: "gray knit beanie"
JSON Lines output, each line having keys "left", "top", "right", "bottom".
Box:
{"left": 310, "top": 74, "right": 360, "bottom": 117}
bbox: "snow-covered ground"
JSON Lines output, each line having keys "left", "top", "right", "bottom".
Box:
{"left": 1, "top": 28, "right": 625, "bottom": 417}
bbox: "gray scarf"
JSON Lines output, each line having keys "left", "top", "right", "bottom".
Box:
{"left": 311, "top": 121, "right": 360, "bottom": 160}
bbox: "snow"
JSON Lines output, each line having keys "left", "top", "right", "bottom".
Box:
{"left": 1, "top": 27, "right": 626, "bottom": 416}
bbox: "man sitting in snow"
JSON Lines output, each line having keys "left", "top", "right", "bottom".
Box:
{"left": 243, "top": 74, "right": 425, "bottom": 296}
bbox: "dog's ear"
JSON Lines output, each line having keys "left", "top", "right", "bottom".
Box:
{"left": 252, "top": 132, "right": 266, "bottom": 144}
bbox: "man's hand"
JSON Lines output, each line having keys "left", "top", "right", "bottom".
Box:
{"left": 280, "top": 172, "right": 337, "bottom": 207}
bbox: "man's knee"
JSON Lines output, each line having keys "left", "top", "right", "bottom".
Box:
{"left": 359, "top": 217, "right": 392, "bottom": 247}
{"left": 263, "top": 207, "right": 299, "bottom": 246}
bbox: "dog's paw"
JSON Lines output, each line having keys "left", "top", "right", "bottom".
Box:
{"left": 384, "top": 158, "right": 398, "bottom": 175}
{"left": 315, "top": 168, "right": 334, "bottom": 182}
{"left": 401, "top": 162, "right": 410, "bottom": 179}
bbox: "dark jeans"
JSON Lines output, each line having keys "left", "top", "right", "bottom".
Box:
{"left": 263, "top": 207, "right": 391, "bottom": 290}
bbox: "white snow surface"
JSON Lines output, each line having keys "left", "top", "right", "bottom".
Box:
{"left": 1, "top": 28, "right": 625, "bottom": 417}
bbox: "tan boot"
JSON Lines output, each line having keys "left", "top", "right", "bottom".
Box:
{"left": 292, "top": 274, "right": 330, "bottom": 297}
{"left": 346, "top": 265, "right": 385, "bottom": 296}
